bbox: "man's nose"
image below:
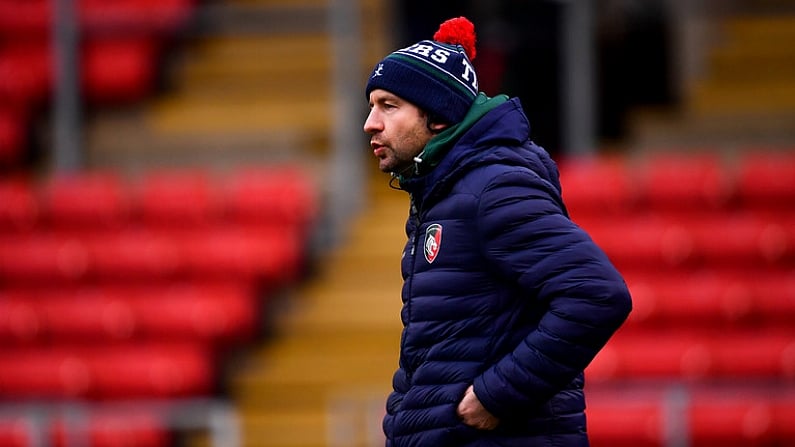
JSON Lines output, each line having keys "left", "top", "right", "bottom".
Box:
{"left": 363, "top": 109, "right": 381, "bottom": 134}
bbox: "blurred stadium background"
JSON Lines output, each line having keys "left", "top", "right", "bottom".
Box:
{"left": 0, "top": 0, "right": 794, "bottom": 446}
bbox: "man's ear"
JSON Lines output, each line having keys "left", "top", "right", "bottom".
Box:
{"left": 429, "top": 121, "right": 448, "bottom": 134}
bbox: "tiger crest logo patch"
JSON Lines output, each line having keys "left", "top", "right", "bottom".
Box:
{"left": 424, "top": 223, "right": 443, "bottom": 263}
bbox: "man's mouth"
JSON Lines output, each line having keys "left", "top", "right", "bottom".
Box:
{"left": 371, "top": 142, "right": 387, "bottom": 157}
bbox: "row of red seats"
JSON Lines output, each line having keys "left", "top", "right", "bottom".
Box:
{"left": 0, "top": 167, "right": 319, "bottom": 232}
{"left": 559, "top": 150, "right": 795, "bottom": 216}
{"left": 0, "top": 342, "right": 214, "bottom": 399}
{"left": 0, "top": 0, "right": 196, "bottom": 168}
{"left": 0, "top": 225, "right": 303, "bottom": 284}
{"left": 621, "top": 268, "right": 795, "bottom": 327}
{"left": 0, "top": 0, "right": 194, "bottom": 37}
{"left": 0, "top": 39, "right": 160, "bottom": 108}
{"left": 588, "top": 387, "right": 795, "bottom": 447}
{"left": 1, "top": 267, "right": 789, "bottom": 347}
{"left": 567, "top": 151, "right": 795, "bottom": 445}
{"left": 578, "top": 212, "right": 795, "bottom": 269}
{"left": 0, "top": 281, "right": 259, "bottom": 346}
{"left": 587, "top": 328, "right": 795, "bottom": 382}
{"left": 0, "top": 166, "right": 319, "bottom": 406}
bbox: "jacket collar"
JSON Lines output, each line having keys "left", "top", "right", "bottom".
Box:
{"left": 399, "top": 93, "right": 509, "bottom": 181}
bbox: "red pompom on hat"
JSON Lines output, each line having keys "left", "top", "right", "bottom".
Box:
{"left": 433, "top": 16, "right": 477, "bottom": 61}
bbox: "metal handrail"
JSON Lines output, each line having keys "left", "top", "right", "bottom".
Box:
{"left": 0, "top": 398, "right": 240, "bottom": 447}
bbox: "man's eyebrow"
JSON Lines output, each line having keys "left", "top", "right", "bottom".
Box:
{"left": 375, "top": 94, "right": 401, "bottom": 105}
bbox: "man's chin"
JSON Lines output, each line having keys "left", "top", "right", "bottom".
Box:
{"left": 379, "top": 160, "right": 396, "bottom": 173}
{"left": 378, "top": 158, "right": 411, "bottom": 175}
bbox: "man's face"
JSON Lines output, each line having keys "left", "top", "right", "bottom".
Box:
{"left": 364, "top": 89, "right": 435, "bottom": 174}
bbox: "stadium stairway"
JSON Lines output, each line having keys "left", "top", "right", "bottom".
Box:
{"left": 86, "top": 0, "right": 388, "bottom": 173}
{"left": 629, "top": 9, "right": 795, "bottom": 150}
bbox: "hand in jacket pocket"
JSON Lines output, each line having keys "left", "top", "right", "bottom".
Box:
{"left": 457, "top": 385, "right": 499, "bottom": 430}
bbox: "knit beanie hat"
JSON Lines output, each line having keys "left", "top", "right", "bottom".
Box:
{"left": 365, "top": 17, "right": 479, "bottom": 124}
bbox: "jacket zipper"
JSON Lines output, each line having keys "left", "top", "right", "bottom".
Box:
{"left": 403, "top": 194, "right": 422, "bottom": 381}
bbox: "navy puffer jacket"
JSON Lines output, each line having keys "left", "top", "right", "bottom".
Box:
{"left": 383, "top": 97, "right": 632, "bottom": 447}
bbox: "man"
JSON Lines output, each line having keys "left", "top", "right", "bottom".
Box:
{"left": 364, "top": 17, "right": 632, "bottom": 447}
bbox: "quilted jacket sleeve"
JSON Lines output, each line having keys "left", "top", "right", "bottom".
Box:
{"left": 471, "top": 168, "right": 632, "bottom": 419}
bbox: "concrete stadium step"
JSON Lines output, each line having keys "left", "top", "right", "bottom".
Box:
{"left": 720, "top": 15, "right": 795, "bottom": 40}
{"left": 240, "top": 409, "right": 328, "bottom": 447}
{"left": 185, "top": 408, "right": 331, "bottom": 447}
{"left": 235, "top": 403, "right": 384, "bottom": 447}
{"left": 149, "top": 95, "right": 330, "bottom": 134}
{"left": 85, "top": 106, "right": 327, "bottom": 171}
{"left": 706, "top": 43, "right": 795, "bottom": 83}
{"left": 627, "top": 106, "right": 795, "bottom": 149}
{"left": 153, "top": 33, "right": 332, "bottom": 134}
{"left": 687, "top": 15, "right": 795, "bottom": 114}
{"left": 233, "top": 335, "right": 397, "bottom": 410}
{"left": 689, "top": 80, "right": 795, "bottom": 115}
{"left": 628, "top": 12, "right": 795, "bottom": 149}
{"left": 276, "top": 290, "right": 401, "bottom": 332}
{"left": 176, "top": 34, "right": 330, "bottom": 81}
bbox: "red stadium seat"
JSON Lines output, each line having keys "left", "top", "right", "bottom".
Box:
{"left": 558, "top": 156, "right": 636, "bottom": 219}
{"left": 0, "top": 224, "right": 305, "bottom": 284}
{"left": 135, "top": 169, "right": 222, "bottom": 227}
{"left": 588, "top": 388, "right": 795, "bottom": 447}
{"left": 772, "top": 398, "right": 795, "bottom": 441}
{"left": 82, "top": 38, "right": 158, "bottom": 104}
{"left": 587, "top": 330, "right": 713, "bottom": 382}
{"left": 0, "top": 281, "right": 260, "bottom": 344}
{"left": 579, "top": 216, "right": 695, "bottom": 269}
{"left": 623, "top": 268, "right": 795, "bottom": 328}
{"left": 587, "top": 394, "right": 664, "bottom": 447}
{"left": 0, "top": 343, "right": 214, "bottom": 399}
{"left": 178, "top": 225, "right": 302, "bottom": 283}
{"left": 623, "top": 270, "right": 752, "bottom": 326}
{"left": 80, "top": 0, "right": 195, "bottom": 34}
{"left": 710, "top": 332, "right": 795, "bottom": 380}
{"left": 0, "top": 419, "right": 28, "bottom": 447}
{"left": 0, "top": 288, "right": 46, "bottom": 343}
{"left": 0, "top": 0, "right": 195, "bottom": 37}
{"left": 0, "top": 176, "right": 39, "bottom": 232}
{"left": 736, "top": 150, "right": 795, "bottom": 210}
{"left": 128, "top": 281, "right": 259, "bottom": 345}
{"left": 689, "top": 395, "right": 775, "bottom": 446}
{"left": 42, "top": 171, "right": 131, "bottom": 230}
{"left": 224, "top": 166, "right": 319, "bottom": 230}
{"left": 43, "top": 288, "right": 138, "bottom": 342}
{"left": 0, "top": 38, "right": 158, "bottom": 106}
{"left": 636, "top": 152, "right": 732, "bottom": 212}
{"left": 685, "top": 213, "right": 794, "bottom": 266}
{"left": 86, "top": 230, "right": 181, "bottom": 280}
{"left": 0, "top": 0, "right": 49, "bottom": 37}
{"left": 0, "top": 43, "right": 51, "bottom": 107}
{"left": 752, "top": 271, "right": 795, "bottom": 325}
{"left": 0, "top": 233, "right": 90, "bottom": 283}
{"left": 587, "top": 329, "right": 795, "bottom": 382}
{"left": 581, "top": 211, "right": 794, "bottom": 270}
